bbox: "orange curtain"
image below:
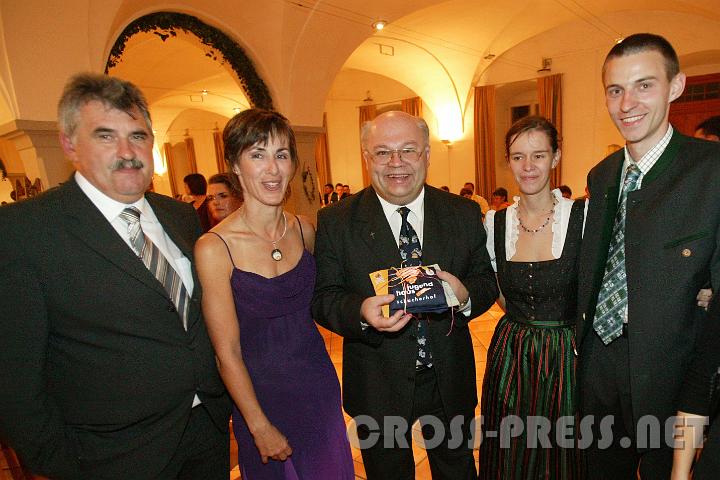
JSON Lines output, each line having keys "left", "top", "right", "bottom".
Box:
{"left": 163, "top": 142, "right": 178, "bottom": 197}
{"left": 213, "top": 129, "right": 225, "bottom": 173}
{"left": 537, "top": 73, "right": 563, "bottom": 188}
{"left": 359, "top": 104, "right": 377, "bottom": 187}
{"left": 315, "top": 112, "right": 332, "bottom": 195}
{"left": 184, "top": 136, "right": 197, "bottom": 173}
{"left": 473, "top": 85, "right": 496, "bottom": 199}
{"left": 401, "top": 96, "right": 423, "bottom": 117}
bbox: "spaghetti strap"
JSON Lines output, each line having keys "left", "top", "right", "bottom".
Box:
{"left": 207, "top": 231, "right": 237, "bottom": 268}
{"left": 295, "top": 215, "right": 306, "bottom": 249}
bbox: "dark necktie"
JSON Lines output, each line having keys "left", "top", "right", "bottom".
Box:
{"left": 593, "top": 163, "right": 642, "bottom": 344}
{"left": 398, "top": 207, "right": 432, "bottom": 367}
{"left": 119, "top": 207, "right": 190, "bottom": 330}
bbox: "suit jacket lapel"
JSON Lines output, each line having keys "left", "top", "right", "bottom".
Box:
{"left": 356, "top": 187, "right": 403, "bottom": 269}
{"left": 421, "top": 186, "right": 451, "bottom": 268}
{"left": 59, "top": 177, "right": 169, "bottom": 299}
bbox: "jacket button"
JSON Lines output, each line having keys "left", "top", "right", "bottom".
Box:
{"left": 167, "top": 305, "right": 176, "bottom": 313}
{"left": 682, "top": 248, "right": 692, "bottom": 257}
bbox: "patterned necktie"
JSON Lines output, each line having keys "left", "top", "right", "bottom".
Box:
{"left": 398, "top": 207, "right": 432, "bottom": 367}
{"left": 119, "top": 207, "right": 190, "bottom": 330}
{"left": 593, "top": 163, "right": 642, "bottom": 344}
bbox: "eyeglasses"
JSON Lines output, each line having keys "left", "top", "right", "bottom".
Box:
{"left": 367, "top": 147, "right": 426, "bottom": 164}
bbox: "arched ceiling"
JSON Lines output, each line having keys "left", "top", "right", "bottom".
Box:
{"left": 107, "top": 30, "right": 248, "bottom": 138}
{"left": 2, "top": 0, "right": 717, "bottom": 126}
{"left": 336, "top": 0, "right": 720, "bottom": 134}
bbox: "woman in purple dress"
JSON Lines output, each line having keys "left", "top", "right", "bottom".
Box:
{"left": 195, "top": 109, "right": 354, "bottom": 479}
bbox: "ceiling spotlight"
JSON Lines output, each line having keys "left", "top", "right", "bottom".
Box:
{"left": 233, "top": 107, "right": 241, "bottom": 114}
{"left": 484, "top": 54, "right": 496, "bottom": 60}
{"left": 201, "top": 89, "right": 209, "bottom": 96}
{"left": 372, "top": 20, "right": 387, "bottom": 31}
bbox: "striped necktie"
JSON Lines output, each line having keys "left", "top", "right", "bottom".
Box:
{"left": 398, "top": 206, "right": 432, "bottom": 367}
{"left": 119, "top": 207, "right": 190, "bottom": 330}
{"left": 593, "top": 163, "right": 641, "bottom": 344}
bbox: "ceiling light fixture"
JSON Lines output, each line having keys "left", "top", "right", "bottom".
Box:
{"left": 484, "top": 54, "right": 496, "bottom": 60}
{"left": 372, "top": 20, "right": 387, "bottom": 31}
{"left": 233, "top": 107, "right": 242, "bottom": 114}
{"left": 201, "top": 89, "right": 209, "bottom": 95}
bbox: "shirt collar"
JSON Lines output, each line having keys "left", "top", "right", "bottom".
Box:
{"left": 75, "top": 171, "right": 150, "bottom": 223}
{"left": 623, "top": 124, "right": 674, "bottom": 175}
{"left": 376, "top": 187, "right": 425, "bottom": 221}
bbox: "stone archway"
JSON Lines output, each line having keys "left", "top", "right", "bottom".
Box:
{"left": 105, "top": 11, "right": 273, "bottom": 110}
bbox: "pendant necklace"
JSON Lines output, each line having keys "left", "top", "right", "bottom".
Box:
{"left": 244, "top": 211, "right": 288, "bottom": 261}
{"left": 518, "top": 198, "right": 557, "bottom": 234}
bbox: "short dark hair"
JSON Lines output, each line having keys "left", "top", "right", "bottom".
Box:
{"left": 459, "top": 188, "right": 473, "bottom": 197}
{"left": 558, "top": 185, "right": 573, "bottom": 197}
{"left": 696, "top": 115, "right": 720, "bottom": 138}
{"left": 493, "top": 187, "right": 508, "bottom": 202}
{"left": 183, "top": 173, "right": 207, "bottom": 195}
{"left": 604, "top": 33, "right": 679, "bottom": 81}
{"left": 464, "top": 182, "right": 474, "bottom": 190}
{"left": 324, "top": 183, "right": 333, "bottom": 189}
{"left": 223, "top": 108, "right": 297, "bottom": 173}
{"left": 335, "top": 183, "right": 343, "bottom": 188}
{"left": 505, "top": 115, "right": 560, "bottom": 157}
{"left": 208, "top": 172, "right": 243, "bottom": 200}
{"left": 58, "top": 72, "right": 151, "bottom": 137}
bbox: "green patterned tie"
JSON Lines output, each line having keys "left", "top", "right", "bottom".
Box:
{"left": 593, "top": 163, "right": 641, "bottom": 344}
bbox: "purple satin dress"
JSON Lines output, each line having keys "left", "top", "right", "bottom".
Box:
{"left": 229, "top": 249, "right": 354, "bottom": 479}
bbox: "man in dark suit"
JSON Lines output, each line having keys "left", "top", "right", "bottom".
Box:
{"left": 0, "top": 73, "right": 230, "bottom": 479}
{"left": 312, "top": 111, "right": 498, "bottom": 479}
{"left": 577, "top": 33, "right": 720, "bottom": 478}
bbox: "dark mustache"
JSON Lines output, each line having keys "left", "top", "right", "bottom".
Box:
{"left": 111, "top": 158, "right": 144, "bottom": 170}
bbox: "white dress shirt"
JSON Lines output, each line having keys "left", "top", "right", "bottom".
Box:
{"left": 75, "top": 172, "right": 194, "bottom": 295}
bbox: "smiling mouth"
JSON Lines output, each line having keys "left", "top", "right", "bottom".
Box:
{"left": 387, "top": 173, "right": 410, "bottom": 181}
{"left": 621, "top": 114, "right": 645, "bottom": 125}
{"left": 262, "top": 181, "right": 282, "bottom": 191}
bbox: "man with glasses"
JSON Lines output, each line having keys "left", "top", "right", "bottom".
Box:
{"left": 312, "top": 111, "right": 497, "bottom": 479}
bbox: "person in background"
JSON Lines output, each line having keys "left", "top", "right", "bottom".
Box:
{"left": 694, "top": 115, "right": 720, "bottom": 142}
{"left": 490, "top": 187, "right": 510, "bottom": 211}
{"left": 342, "top": 184, "right": 351, "bottom": 198}
{"left": 577, "top": 33, "right": 720, "bottom": 478}
{"left": 459, "top": 187, "right": 473, "bottom": 199}
{"left": 0, "top": 72, "right": 230, "bottom": 480}
{"left": 322, "top": 183, "right": 336, "bottom": 205}
{"left": 464, "top": 181, "right": 490, "bottom": 215}
{"left": 195, "top": 108, "right": 353, "bottom": 479}
{"left": 334, "top": 183, "right": 344, "bottom": 201}
{"left": 558, "top": 184, "right": 573, "bottom": 198}
{"left": 312, "top": 111, "right": 497, "bottom": 479}
{"left": 207, "top": 172, "right": 243, "bottom": 226}
{"left": 439, "top": 185, "right": 450, "bottom": 192}
{"left": 480, "top": 115, "right": 584, "bottom": 479}
{"left": 184, "top": 172, "right": 212, "bottom": 232}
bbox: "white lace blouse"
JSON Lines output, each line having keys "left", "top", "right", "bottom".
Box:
{"left": 484, "top": 189, "right": 588, "bottom": 272}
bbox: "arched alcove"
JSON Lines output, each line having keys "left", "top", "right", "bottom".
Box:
{"left": 105, "top": 11, "right": 272, "bottom": 110}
